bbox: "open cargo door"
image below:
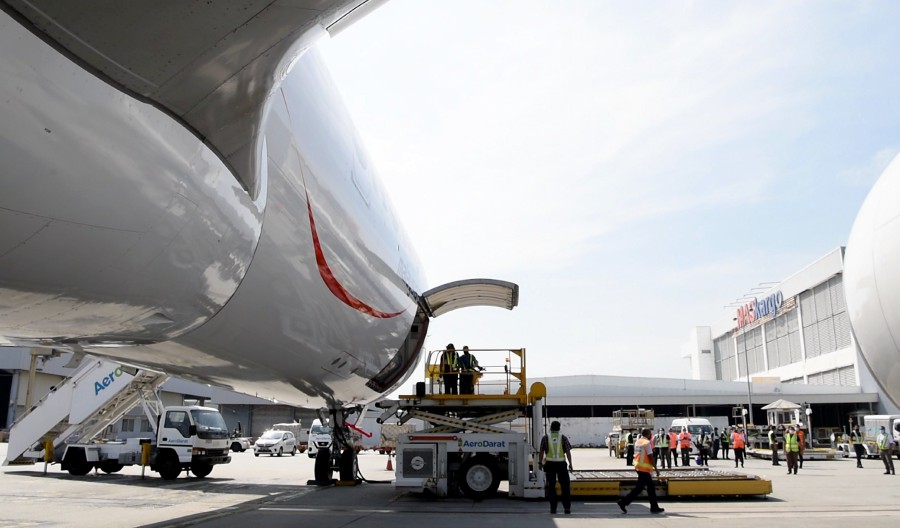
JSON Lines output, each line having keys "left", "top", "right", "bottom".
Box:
{"left": 422, "top": 279, "right": 519, "bottom": 317}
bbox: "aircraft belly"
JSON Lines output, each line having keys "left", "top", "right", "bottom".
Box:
{"left": 0, "top": 11, "right": 263, "bottom": 345}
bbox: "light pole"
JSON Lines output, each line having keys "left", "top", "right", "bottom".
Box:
{"left": 740, "top": 327, "right": 754, "bottom": 426}
{"left": 805, "top": 403, "right": 813, "bottom": 448}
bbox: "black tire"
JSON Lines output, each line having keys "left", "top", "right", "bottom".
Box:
{"left": 458, "top": 456, "right": 500, "bottom": 500}
{"left": 277, "top": 447, "right": 283, "bottom": 457}
{"left": 308, "top": 451, "right": 316, "bottom": 459}
{"left": 254, "top": 452, "right": 259, "bottom": 457}
{"left": 314, "top": 448, "right": 332, "bottom": 483}
{"left": 339, "top": 448, "right": 357, "bottom": 482}
{"left": 99, "top": 461, "right": 124, "bottom": 474}
{"left": 157, "top": 452, "right": 182, "bottom": 480}
{"left": 191, "top": 462, "right": 212, "bottom": 478}
{"left": 231, "top": 442, "right": 243, "bottom": 452}
{"left": 65, "top": 449, "right": 93, "bottom": 476}
{"left": 290, "top": 446, "right": 296, "bottom": 456}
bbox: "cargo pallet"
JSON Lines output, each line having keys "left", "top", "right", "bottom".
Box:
{"left": 568, "top": 467, "right": 772, "bottom": 498}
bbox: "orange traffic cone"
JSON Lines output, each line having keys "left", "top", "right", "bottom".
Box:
{"left": 386, "top": 455, "right": 393, "bottom": 471}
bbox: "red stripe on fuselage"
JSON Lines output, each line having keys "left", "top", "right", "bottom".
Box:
{"left": 305, "top": 191, "right": 405, "bottom": 319}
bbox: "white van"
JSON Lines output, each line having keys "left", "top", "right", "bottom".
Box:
{"left": 670, "top": 418, "right": 714, "bottom": 455}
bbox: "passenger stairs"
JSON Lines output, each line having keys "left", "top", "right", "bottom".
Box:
{"left": 4, "top": 357, "right": 167, "bottom": 465}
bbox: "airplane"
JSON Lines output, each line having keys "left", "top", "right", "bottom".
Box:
{"left": 0, "top": 0, "right": 897, "bottom": 466}
{"left": 0, "top": 0, "right": 518, "bottom": 477}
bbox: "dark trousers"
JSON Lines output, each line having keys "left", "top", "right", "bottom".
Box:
{"left": 699, "top": 447, "right": 709, "bottom": 466}
{"left": 881, "top": 451, "right": 896, "bottom": 474}
{"left": 712, "top": 439, "right": 720, "bottom": 459}
{"left": 734, "top": 447, "right": 745, "bottom": 467}
{"left": 771, "top": 442, "right": 780, "bottom": 465}
{"left": 544, "top": 461, "right": 571, "bottom": 512}
{"left": 672, "top": 448, "right": 679, "bottom": 466}
{"left": 786, "top": 451, "right": 799, "bottom": 474}
{"left": 854, "top": 444, "right": 865, "bottom": 467}
{"left": 659, "top": 447, "right": 671, "bottom": 469}
{"left": 626, "top": 445, "right": 634, "bottom": 465}
{"left": 681, "top": 448, "right": 691, "bottom": 466}
{"left": 621, "top": 471, "right": 660, "bottom": 510}
{"left": 442, "top": 374, "right": 457, "bottom": 395}
{"left": 459, "top": 373, "right": 474, "bottom": 394}
{"left": 722, "top": 444, "right": 730, "bottom": 459}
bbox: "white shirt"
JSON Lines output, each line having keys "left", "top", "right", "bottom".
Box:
{"left": 877, "top": 431, "right": 894, "bottom": 450}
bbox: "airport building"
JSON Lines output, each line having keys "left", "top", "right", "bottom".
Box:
{"left": 683, "top": 246, "right": 899, "bottom": 417}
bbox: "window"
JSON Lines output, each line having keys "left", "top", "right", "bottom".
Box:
{"left": 121, "top": 418, "right": 135, "bottom": 432}
{"left": 800, "top": 275, "right": 851, "bottom": 359}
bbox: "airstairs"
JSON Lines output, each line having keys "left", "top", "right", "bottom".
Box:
{"left": 4, "top": 357, "right": 167, "bottom": 465}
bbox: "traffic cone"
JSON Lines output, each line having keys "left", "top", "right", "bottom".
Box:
{"left": 386, "top": 454, "right": 393, "bottom": 471}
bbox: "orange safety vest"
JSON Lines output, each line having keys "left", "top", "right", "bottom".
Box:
{"left": 634, "top": 437, "right": 654, "bottom": 473}
{"left": 731, "top": 431, "right": 745, "bottom": 449}
{"left": 668, "top": 432, "right": 677, "bottom": 449}
{"left": 679, "top": 431, "right": 692, "bottom": 449}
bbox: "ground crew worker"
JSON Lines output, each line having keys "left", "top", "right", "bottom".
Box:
{"left": 731, "top": 427, "right": 745, "bottom": 468}
{"left": 721, "top": 427, "right": 730, "bottom": 459}
{"left": 540, "top": 421, "right": 573, "bottom": 514}
{"left": 679, "top": 428, "right": 692, "bottom": 466}
{"left": 712, "top": 427, "right": 721, "bottom": 459}
{"left": 698, "top": 431, "right": 711, "bottom": 466}
{"left": 652, "top": 429, "right": 663, "bottom": 462}
{"left": 768, "top": 427, "right": 781, "bottom": 466}
{"left": 657, "top": 428, "right": 671, "bottom": 469}
{"left": 797, "top": 427, "right": 806, "bottom": 469}
{"left": 784, "top": 427, "right": 800, "bottom": 475}
{"left": 877, "top": 425, "right": 896, "bottom": 475}
{"left": 625, "top": 431, "right": 635, "bottom": 466}
{"left": 851, "top": 425, "right": 865, "bottom": 468}
{"left": 668, "top": 428, "right": 679, "bottom": 467}
{"left": 458, "top": 346, "right": 481, "bottom": 395}
{"left": 440, "top": 344, "right": 459, "bottom": 395}
{"left": 617, "top": 428, "right": 665, "bottom": 515}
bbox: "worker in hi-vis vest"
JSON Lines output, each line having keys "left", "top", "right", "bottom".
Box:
{"left": 540, "top": 421, "right": 573, "bottom": 515}
{"left": 617, "top": 428, "right": 665, "bottom": 515}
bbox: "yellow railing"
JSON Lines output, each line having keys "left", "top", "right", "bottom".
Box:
{"left": 423, "top": 348, "right": 527, "bottom": 398}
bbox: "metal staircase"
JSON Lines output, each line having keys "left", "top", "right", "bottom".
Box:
{"left": 4, "top": 357, "right": 167, "bottom": 465}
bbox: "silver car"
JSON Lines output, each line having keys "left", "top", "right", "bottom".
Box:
{"left": 253, "top": 430, "right": 297, "bottom": 457}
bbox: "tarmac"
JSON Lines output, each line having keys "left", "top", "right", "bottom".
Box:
{"left": 1, "top": 443, "right": 899, "bottom": 527}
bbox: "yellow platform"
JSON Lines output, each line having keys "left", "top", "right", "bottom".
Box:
{"left": 566, "top": 468, "right": 772, "bottom": 498}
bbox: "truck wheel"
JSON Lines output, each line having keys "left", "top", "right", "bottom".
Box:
{"left": 458, "top": 456, "right": 500, "bottom": 500}
{"left": 314, "top": 448, "right": 332, "bottom": 483}
{"left": 191, "top": 462, "right": 212, "bottom": 478}
{"left": 65, "top": 449, "right": 93, "bottom": 476}
{"left": 99, "top": 461, "right": 124, "bottom": 474}
{"left": 157, "top": 452, "right": 182, "bottom": 480}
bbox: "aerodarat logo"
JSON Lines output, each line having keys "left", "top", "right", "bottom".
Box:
{"left": 463, "top": 440, "right": 507, "bottom": 449}
{"left": 94, "top": 367, "right": 125, "bottom": 395}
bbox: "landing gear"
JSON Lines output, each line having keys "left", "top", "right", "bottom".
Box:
{"left": 314, "top": 448, "right": 332, "bottom": 483}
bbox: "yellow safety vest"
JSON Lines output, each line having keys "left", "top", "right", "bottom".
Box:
{"left": 634, "top": 437, "right": 654, "bottom": 473}
{"left": 878, "top": 433, "right": 890, "bottom": 450}
{"left": 546, "top": 432, "right": 566, "bottom": 462}
{"left": 851, "top": 430, "right": 863, "bottom": 444}
{"left": 784, "top": 433, "right": 800, "bottom": 453}
{"left": 442, "top": 350, "right": 457, "bottom": 371}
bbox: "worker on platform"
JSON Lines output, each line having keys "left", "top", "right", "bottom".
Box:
{"left": 784, "top": 426, "right": 800, "bottom": 475}
{"left": 440, "top": 343, "right": 459, "bottom": 395}
{"left": 678, "top": 427, "right": 692, "bottom": 466}
{"left": 625, "top": 430, "right": 635, "bottom": 466}
{"left": 458, "top": 346, "right": 482, "bottom": 395}
{"left": 851, "top": 424, "right": 865, "bottom": 468}
{"left": 768, "top": 427, "right": 781, "bottom": 466}
{"left": 617, "top": 428, "right": 665, "bottom": 515}
{"left": 731, "top": 427, "right": 745, "bottom": 468}
{"left": 877, "top": 425, "right": 896, "bottom": 475}
{"left": 540, "top": 421, "right": 573, "bottom": 514}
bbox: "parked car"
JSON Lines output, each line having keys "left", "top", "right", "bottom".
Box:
{"left": 253, "top": 430, "right": 297, "bottom": 457}
{"left": 230, "top": 436, "right": 252, "bottom": 452}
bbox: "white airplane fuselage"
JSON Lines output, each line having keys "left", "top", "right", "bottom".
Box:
{"left": 0, "top": 8, "right": 426, "bottom": 408}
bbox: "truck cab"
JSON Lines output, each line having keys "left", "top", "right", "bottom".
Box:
{"left": 306, "top": 419, "right": 333, "bottom": 459}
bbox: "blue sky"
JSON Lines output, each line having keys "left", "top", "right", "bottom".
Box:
{"left": 318, "top": 0, "right": 900, "bottom": 382}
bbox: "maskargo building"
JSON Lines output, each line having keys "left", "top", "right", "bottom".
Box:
{"left": 683, "top": 246, "right": 899, "bottom": 418}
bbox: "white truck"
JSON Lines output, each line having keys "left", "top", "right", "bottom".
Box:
{"left": 863, "top": 415, "right": 900, "bottom": 459}
{"left": 4, "top": 358, "right": 231, "bottom": 479}
{"left": 306, "top": 419, "right": 333, "bottom": 459}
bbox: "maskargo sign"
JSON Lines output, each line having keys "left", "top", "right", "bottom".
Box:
{"left": 736, "top": 291, "right": 783, "bottom": 329}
